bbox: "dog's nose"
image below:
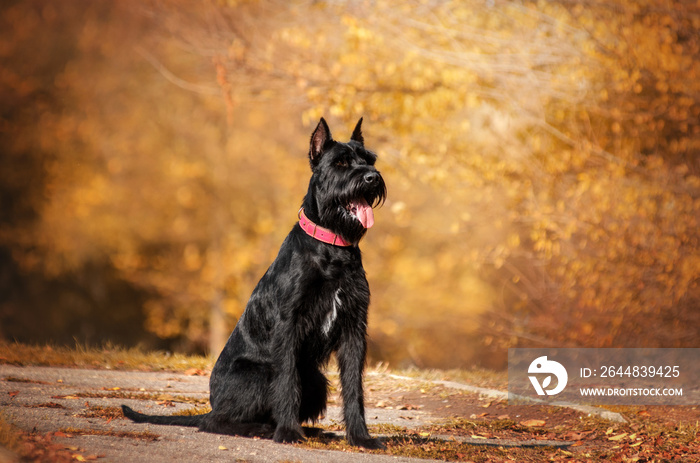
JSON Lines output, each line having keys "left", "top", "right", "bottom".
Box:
{"left": 364, "top": 172, "right": 379, "bottom": 184}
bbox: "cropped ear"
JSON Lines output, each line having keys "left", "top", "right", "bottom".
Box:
{"left": 350, "top": 117, "right": 364, "bottom": 146}
{"left": 309, "top": 117, "right": 333, "bottom": 167}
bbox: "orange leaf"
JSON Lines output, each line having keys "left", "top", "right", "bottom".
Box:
{"left": 608, "top": 433, "right": 628, "bottom": 441}
{"left": 520, "top": 419, "right": 546, "bottom": 427}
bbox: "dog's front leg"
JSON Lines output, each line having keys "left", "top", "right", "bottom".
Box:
{"left": 337, "top": 328, "right": 385, "bottom": 449}
{"left": 270, "top": 317, "right": 305, "bottom": 443}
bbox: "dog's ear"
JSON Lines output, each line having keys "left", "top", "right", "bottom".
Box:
{"left": 309, "top": 117, "right": 333, "bottom": 166}
{"left": 350, "top": 117, "right": 364, "bottom": 146}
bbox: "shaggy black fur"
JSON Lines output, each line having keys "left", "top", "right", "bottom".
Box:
{"left": 122, "top": 118, "right": 387, "bottom": 449}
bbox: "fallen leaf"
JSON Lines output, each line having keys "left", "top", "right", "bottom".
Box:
{"left": 8, "top": 391, "right": 19, "bottom": 398}
{"left": 470, "top": 435, "right": 487, "bottom": 439}
{"left": 419, "top": 432, "right": 431, "bottom": 437}
{"left": 218, "top": 445, "right": 228, "bottom": 450}
{"left": 608, "top": 433, "right": 628, "bottom": 441}
{"left": 101, "top": 387, "right": 121, "bottom": 391}
{"left": 72, "top": 455, "right": 86, "bottom": 461}
{"left": 184, "top": 368, "right": 206, "bottom": 376}
{"left": 637, "top": 410, "right": 651, "bottom": 417}
{"left": 521, "top": 419, "right": 546, "bottom": 427}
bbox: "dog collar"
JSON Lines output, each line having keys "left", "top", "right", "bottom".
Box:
{"left": 298, "top": 208, "right": 352, "bottom": 247}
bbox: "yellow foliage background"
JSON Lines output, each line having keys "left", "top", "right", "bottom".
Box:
{"left": 1, "top": 0, "right": 698, "bottom": 368}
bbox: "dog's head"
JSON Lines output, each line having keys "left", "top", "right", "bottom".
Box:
{"left": 303, "top": 118, "right": 387, "bottom": 244}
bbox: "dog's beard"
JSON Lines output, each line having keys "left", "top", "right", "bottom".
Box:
{"left": 311, "top": 166, "right": 386, "bottom": 243}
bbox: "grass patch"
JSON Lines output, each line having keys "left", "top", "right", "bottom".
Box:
{"left": 60, "top": 427, "right": 160, "bottom": 441}
{"left": 300, "top": 433, "right": 560, "bottom": 462}
{"left": 367, "top": 423, "right": 408, "bottom": 435}
{"left": 76, "top": 406, "right": 126, "bottom": 420}
{"left": 0, "top": 412, "right": 22, "bottom": 456}
{"left": 25, "top": 402, "right": 67, "bottom": 409}
{"left": 56, "top": 390, "right": 209, "bottom": 406}
{"left": 3, "top": 376, "right": 51, "bottom": 385}
{"left": 1, "top": 413, "right": 89, "bottom": 462}
{"left": 300, "top": 410, "right": 700, "bottom": 462}
{"left": 172, "top": 405, "right": 212, "bottom": 416}
{"left": 0, "top": 340, "right": 212, "bottom": 373}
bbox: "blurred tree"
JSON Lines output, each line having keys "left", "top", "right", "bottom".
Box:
{"left": 1, "top": 0, "right": 309, "bottom": 353}
{"left": 2, "top": 0, "right": 698, "bottom": 368}
{"left": 0, "top": 1, "right": 160, "bottom": 347}
{"left": 214, "top": 0, "right": 699, "bottom": 365}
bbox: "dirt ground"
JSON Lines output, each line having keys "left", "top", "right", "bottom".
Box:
{"left": 1, "top": 365, "right": 698, "bottom": 462}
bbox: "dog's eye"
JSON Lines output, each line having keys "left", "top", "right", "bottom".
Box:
{"left": 335, "top": 159, "right": 349, "bottom": 168}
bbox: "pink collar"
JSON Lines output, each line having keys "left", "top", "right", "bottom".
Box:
{"left": 298, "top": 208, "right": 352, "bottom": 247}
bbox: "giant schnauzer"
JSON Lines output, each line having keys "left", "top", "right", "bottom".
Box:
{"left": 123, "top": 117, "right": 387, "bottom": 449}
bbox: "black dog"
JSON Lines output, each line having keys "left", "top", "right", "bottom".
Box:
{"left": 122, "top": 118, "right": 387, "bottom": 449}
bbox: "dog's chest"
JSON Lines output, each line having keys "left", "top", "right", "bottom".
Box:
{"left": 321, "top": 289, "right": 342, "bottom": 336}
{"left": 307, "top": 253, "right": 370, "bottom": 340}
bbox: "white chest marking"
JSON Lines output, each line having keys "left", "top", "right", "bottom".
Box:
{"left": 322, "top": 289, "right": 341, "bottom": 336}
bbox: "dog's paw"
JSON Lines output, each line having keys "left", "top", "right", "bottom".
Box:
{"left": 348, "top": 435, "right": 386, "bottom": 450}
{"left": 273, "top": 426, "right": 305, "bottom": 444}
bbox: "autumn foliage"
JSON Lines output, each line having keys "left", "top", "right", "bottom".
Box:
{"left": 1, "top": 0, "right": 698, "bottom": 368}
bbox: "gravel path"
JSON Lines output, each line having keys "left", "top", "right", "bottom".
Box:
{"left": 1, "top": 365, "right": 584, "bottom": 462}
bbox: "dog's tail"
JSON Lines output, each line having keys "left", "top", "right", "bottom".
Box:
{"left": 121, "top": 405, "right": 207, "bottom": 427}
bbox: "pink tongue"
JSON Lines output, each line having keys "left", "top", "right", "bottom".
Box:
{"left": 351, "top": 198, "right": 374, "bottom": 229}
